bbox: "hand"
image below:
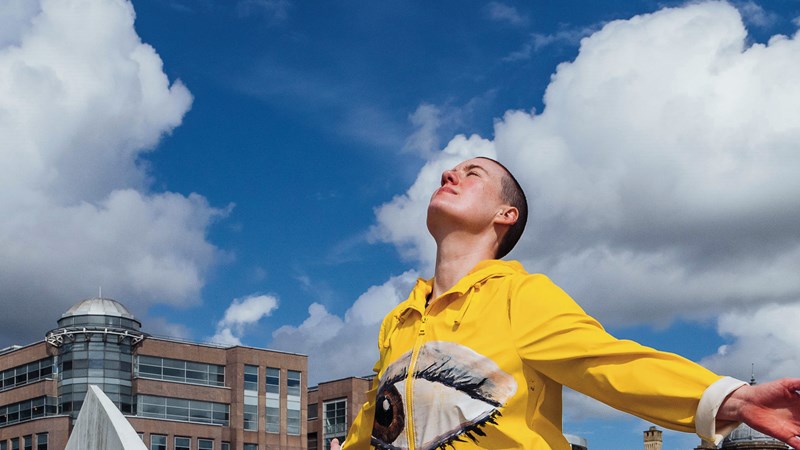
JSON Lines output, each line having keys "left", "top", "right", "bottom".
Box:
{"left": 718, "top": 378, "right": 800, "bottom": 449}
{"left": 330, "top": 438, "right": 341, "bottom": 450}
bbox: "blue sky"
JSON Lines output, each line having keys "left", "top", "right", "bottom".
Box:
{"left": 2, "top": 0, "right": 800, "bottom": 449}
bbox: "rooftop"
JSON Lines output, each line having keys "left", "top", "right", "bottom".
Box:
{"left": 62, "top": 297, "right": 137, "bottom": 320}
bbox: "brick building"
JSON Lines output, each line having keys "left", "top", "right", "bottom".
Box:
{"left": 0, "top": 297, "right": 307, "bottom": 450}
{"left": 307, "top": 376, "right": 372, "bottom": 450}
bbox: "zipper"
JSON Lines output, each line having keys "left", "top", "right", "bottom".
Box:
{"left": 404, "top": 312, "right": 428, "bottom": 450}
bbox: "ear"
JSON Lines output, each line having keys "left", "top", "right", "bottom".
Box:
{"left": 494, "top": 206, "right": 519, "bottom": 226}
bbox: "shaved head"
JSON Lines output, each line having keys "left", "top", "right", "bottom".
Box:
{"left": 476, "top": 157, "right": 528, "bottom": 258}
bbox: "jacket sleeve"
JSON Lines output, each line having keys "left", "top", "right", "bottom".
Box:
{"left": 508, "top": 274, "right": 723, "bottom": 433}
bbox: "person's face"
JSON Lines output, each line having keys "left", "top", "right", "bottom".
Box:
{"left": 427, "top": 158, "right": 509, "bottom": 234}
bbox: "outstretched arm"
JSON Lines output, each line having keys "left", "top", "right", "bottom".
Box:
{"left": 717, "top": 378, "right": 800, "bottom": 449}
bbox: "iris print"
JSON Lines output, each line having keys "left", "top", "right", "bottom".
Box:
{"left": 373, "top": 382, "right": 405, "bottom": 444}
{"left": 371, "top": 341, "right": 517, "bottom": 450}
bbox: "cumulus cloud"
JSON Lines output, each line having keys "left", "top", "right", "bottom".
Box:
{"left": 269, "top": 270, "right": 418, "bottom": 385}
{"left": 0, "top": 0, "right": 225, "bottom": 347}
{"left": 701, "top": 303, "right": 800, "bottom": 381}
{"left": 366, "top": 0, "right": 800, "bottom": 417}
{"left": 209, "top": 294, "right": 280, "bottom": 346}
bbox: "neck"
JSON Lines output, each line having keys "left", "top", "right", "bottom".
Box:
{"left": 430, "top": 231, "right": 497, "bottom": 300}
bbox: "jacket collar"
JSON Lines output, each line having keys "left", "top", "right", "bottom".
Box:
{"left": 395, "top": 259, "right": 526, "bottom": 317}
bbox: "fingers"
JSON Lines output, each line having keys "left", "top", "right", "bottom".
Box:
{"left": 780, "top": 378, "right": 800, "bottom": 394}
{"left": 786, "top": 435, "right": 800, "bottom": 450}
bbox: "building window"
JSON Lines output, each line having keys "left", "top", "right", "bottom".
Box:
{"left": 174, "top": 437, "right": 190, "bottom": 450}
{"left": 136, "top": 356, "right": 225, "bottom": 387}
{"left": 36, "top": 434, "right": 47, "bottom": 450}
{"left": 323, "top": 398, "right": 347, "bottom": 449}
{"left": 137, "top": 395, "right": 229, "bottom": 426}
{"left": 244, "top": 365, "right": 259, "bottom": 431}
{"left": 221, "top": 443, "right": 230, "bottom": 450}
{"left": 265, "top": 367, "right": 280, "bottom": 433}
{"left": 198, "top": 438, "right": 213, "bottom": 450}
{"left": 308, "top": 402, "right": 318, "bottom": 420}
{"left": 10, "top": 438, "right": 18, "bottom": 450}
{"left": 287, "top": 370, "right": 301, "bottom": 396}
{"left": 308, "top": 432, "right": 318, "bottom": 450}
{"left": 244, "top": 365, "right": 259, "bottom": 391}
{"left": 287, "top": 370, "right": 301, "bottom": 435}
{"left": 22, "top": 436, "right": 31, "bottom": 450}
{"left": 1, "top": 441, "right": 7, "bottom": 450}
{"left": 0, "top": 396, "right": 59, "bottom": 428}
{"left": 150, "top": 435, "right": 166, "bottom": 450}
{"left": 243, "top": 445, "right": 258, "bottom": 450}
{"left": 58, "top": 340, "right": 134, "bottom": 416}
{"left": 0, "top": 359, "right": 54, "bottom": 392}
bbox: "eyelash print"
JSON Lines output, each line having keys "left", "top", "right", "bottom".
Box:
{"left": 415, "top": 360, "right": 500, "bottom": 407}
{"left": 371, "top": 341, "right": 517, "bottom": 450}
{"left": 432, "top": 409, "right": 502, "bottom": 450}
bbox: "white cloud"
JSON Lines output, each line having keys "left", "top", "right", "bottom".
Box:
{"left": 378, "top": 0, "right": 800, "bottom": 326}
{"left": 142, "top": 315, "right": 194, "bottom": 341}
{"left": 734, "top": 1, "right": 780, "bottom": 28}
{"left": 269, "top": 270, "right": 418, "bottom": 385}
{"left": 0, "top": 0, "right": 41, "bottom": 47}
{"left": 503, "top": 26, "right": 597, "bottom": 62}
{"left": 367, "top": 0, "right": 800, "bottom": 419}
{"left": 209, "top": 294, "right": 280, "bottom": 345}
{"left": 701, "top": 303, "right": 800, "bottom": 382}
{"left": 403, "top": 103, "right": 442, "bottom": 158}
{"left": 0, "top": 0, "right": 225, "bottom": 346}
{"left": 402, "top": 94, "right": 500, "bottom": 159}
{"left": 209, "top": 328, "right": 241, "bottom": 347}
{"left": 563, "top": 389, "right": 628, "bottom": 423}
{"left": 485, "top": 2, "right": 528, "bottom": 27}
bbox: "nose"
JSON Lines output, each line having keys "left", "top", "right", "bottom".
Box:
{"left": 441, "top": 169, "right": 458, "bottom": 186}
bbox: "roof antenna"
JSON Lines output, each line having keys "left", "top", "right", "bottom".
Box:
{"left": 99, "top": 286, "right": 102, "bottom": 299}
{"left": 750, "top": 363, "right": 757, "bottom": 385}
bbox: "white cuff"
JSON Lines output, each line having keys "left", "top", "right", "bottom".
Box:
{"left": 695, "top": 376, "right": 748, "bottom": 445}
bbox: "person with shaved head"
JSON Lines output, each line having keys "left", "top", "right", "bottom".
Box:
{"left": 333, "top": 157, "right": 800, "bottom": 450}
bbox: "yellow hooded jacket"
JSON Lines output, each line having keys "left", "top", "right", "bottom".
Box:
{"left": 343, "top": 260, "right": 722, "bottom": 450}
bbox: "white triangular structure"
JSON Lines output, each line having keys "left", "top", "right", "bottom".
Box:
{"left": 65, "top": 385, "right": 147, "bottom": 450}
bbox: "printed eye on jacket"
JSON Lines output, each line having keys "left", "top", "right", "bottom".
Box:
{"left": 371, "top": 341, "right": 518, "bottom": 450}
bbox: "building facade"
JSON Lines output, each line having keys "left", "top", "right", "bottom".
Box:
{"left": 306, "top": 376, "right": 372, "bottom": 450}
{"left": 0, "top": 297, "right": 307, "bottom": 450}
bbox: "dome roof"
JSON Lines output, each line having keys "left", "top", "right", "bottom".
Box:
{"left": 724, "top": 423, "right": 783, "bottom": 445}
{"left": 61, "top": 297, "right": 136, "bottom": 320}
